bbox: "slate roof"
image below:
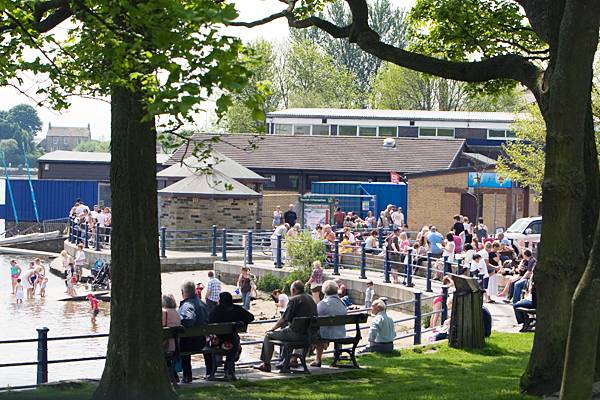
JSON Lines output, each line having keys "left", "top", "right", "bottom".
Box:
{"left": 158, "top": 150, "right": 266, "bottom": 182}
{"left": 46, "top": 125, "right": 91, "bottom": 138}
{"left": 167, "top": 133, "right": 466, "bottom": 174}
{"left": 158, "top": 169, "right": 260, "bottom": 197}
{"left": 267, "top": 108, "right": 518, "bottom": 123}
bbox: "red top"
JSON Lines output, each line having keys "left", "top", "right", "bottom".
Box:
{"left": 89, "top": 297, "right": 99, "bottom": 310}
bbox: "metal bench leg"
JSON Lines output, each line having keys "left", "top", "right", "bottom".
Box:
{"left": 279, "top": 345, "right": 292, "bottom": 373}
{"left": 332, "top": 343, "right": 342, "bottom": 367}
{"left": 350, "top": 342, "right": 360, "bottom": 368}
{"left": 300, "top": 346, "right": 310, "bottom": 373}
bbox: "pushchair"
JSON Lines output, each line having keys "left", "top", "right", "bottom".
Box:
{"left": 91, "top": 259, "right": 111, "bottom": 291}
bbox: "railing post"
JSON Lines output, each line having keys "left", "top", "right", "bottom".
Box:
{"left": 36, "top": 327, "right": 49, "bottom": 385}
{"left": 84, "top": 222, "right": 89, "bottom": 248}
{"left": 457, "top": 258, "right": 463, "bottom": 275}
{"left": 384, "top": 248, "right": 391, "bottom": 283}
{"left": 426, "top": 252, "right": 433, "bottom": 292}
{"left": 211, "top": 225, "right": 217, "bottom": 256}
{"left": 159, "top": 227, "right": 167, "bottom": 258}
{"left": 221, "top": 229, "right": 228, "bottom": 262}
{"left": 95, "top": 224, "right": 101, "bottom": 251}
{"left": 359, "top": 241, "right": 367, "bottom": 279}
{"left": 69, "top": 220, "right": 74, "bottom": 243}
{"left": 333, "top": 239, "right": 340, "bottom": 275}
{"left": 246, "top": 230, "right": 254, "bottom": 265}
{"left": 443, "top": 255, "right": 449, "bottom": 276}
{"left": 275, "top": 234, "right": 283, "bottom": 268}
{"left": 406, "top": 248, "right": 414, "bottom": 287}
{"left": 441, "top": 285, "right": 449, "bottom": 323}
{"left": 414, "top": 291, "right": 422, "bottom": 345}
{"left": 378, "top": 227, "right": 384, "bottom": 248}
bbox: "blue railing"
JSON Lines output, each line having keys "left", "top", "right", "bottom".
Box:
{"left": 0, "top": 287, "right": 449, "bottom": 390}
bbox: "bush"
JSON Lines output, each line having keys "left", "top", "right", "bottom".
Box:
{"left": 256, "top": 272, "right": 283, "bottom": 293}
{"left": 285, "top": 231, "right": 327, "bottom": 269}
{"left": 281, "top": 265, "right": 313, "bottom": 295}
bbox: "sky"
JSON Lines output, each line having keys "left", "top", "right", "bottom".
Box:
{"left": 0, "top": 0, "right": 415, "bottom": 141}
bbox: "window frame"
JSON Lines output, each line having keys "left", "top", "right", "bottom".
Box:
{"left": 418, "top": 127, "right": 455, "bottom": 138}
{"left": 338, "top": 125, "right": 358, "bottom": 136}
{"left": 358, "top": 126, "right": 377, "bottom": 137}
{"left": 487, "top": 129, "right": 517, "bottom": 140}
{"left": 378, "top": 126, "right": 397, "bottom": 137}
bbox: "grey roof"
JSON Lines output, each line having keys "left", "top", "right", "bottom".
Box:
{"left": 47, "top": 125, "right": 91, "bottom": 138}
{"left": 38, "top": 150, "right": 170, "bottom": 165}
{"left": 158, "top": 170, "right": 260, "bottom": 197}
{"left": 462, "top": 152, "right": 497, "bottom": 166}
{"left": 167, "top": 133, "right": 465, "bottom": 174}
{"left": 267, "top": 108, "right": 518, "bottom": 123}
{"left": 158, "top": 150, "right": 266, "bottom": 182}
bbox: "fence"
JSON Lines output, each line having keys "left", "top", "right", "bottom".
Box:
{"left": 0, "top": 286, "right": 449, "bottom": 391}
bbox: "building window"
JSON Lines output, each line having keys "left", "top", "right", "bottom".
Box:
{"left": 338, "top": 125, "right": 358, "bottom": 136}
{"left": 488, "top": 129, "right": 517, "bottom": 140}
{"left": 359, "top": 126, "right": 377, "bottom": 136}
{"left": 44, "top": 163, "right": 50, "bottom": 171}
{"left": 293, "top": 125, "right": 311, "bottom": 135}
{"left": 312, "top": 125, "right": 329, "bottom": 135}
{"left": 274, "top": 124, "right": 292, "bottom": 135}
{"left": 52, "top": 137, "right": 59, "bottom": 144}
{"left": 64, "top": 137, "right": 69, "bottom": 145}
{"left": 418, "top": 127, "right": 455, "bottom": 138}
{"left": 378, "top": 126, "right": 396, "bottom": 137}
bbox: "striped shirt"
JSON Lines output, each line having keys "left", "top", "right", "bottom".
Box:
{"left": 206, "top": 277, "right": 222, "bottom": 302}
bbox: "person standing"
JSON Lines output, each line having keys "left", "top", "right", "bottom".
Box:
{"left": 15, "top": 278, "right": 24, "bottom": 304}
{"left": 237, "top": 267, "right": 253, "bottom": 310}
{"left": 391, "top": 207, "right": 405, "bottom": 228}
{"left": 271, "top": 221, "right": 288, "bottom": 264}
{"left": 427, "top": 226, "right": 444, "bottom": 257}
{"left": 75, "top": 243, "right": 86, "bottom": 280}
{"left": 272, "top": 205, "right": 283, "bottom": 228}
{"left": 205, "top": 271, "right": 222, "bottom": 313}
{"left": 87, "top": 293, "right": 100, "bottom": 322}
{"left": 306, "top": 260, "right": 324, "bottom": 288}
{"left": 178, "top": 280, "right": 208, "bottom": 383}
{"left": 283, "top": 204, "right": 297, "bottom": 227}
{"left": 9, "top": 259, "right": 22, "bottom": 295}
{"left": 365, "top": 281, "right": 375, "bottom": 310}
{"left": 477, "top": 218, "right": 488, "bottom": 241}
{"left": 451, "top": 215, "right": 464, "bottom": 236}
{"left": 333, "top": 207, "right": 346, "bottom": 229}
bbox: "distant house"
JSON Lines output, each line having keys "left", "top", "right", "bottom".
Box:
{"left": 44, "top": 123, "right": 92, "bottom": 152}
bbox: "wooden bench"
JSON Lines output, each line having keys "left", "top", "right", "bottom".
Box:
{"left": 163, "top": 321, "right": 247, "bottom": 380}
{"left": 271, "top": 313, "right": 368, "bottom": 374}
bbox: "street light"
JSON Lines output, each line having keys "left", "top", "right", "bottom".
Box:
{"left": 474, "top": 170, "right": 482, "bottom": 220}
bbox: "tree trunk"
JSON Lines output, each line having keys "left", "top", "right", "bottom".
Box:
{"left": 92, "top": 86, "right": 175, "bottom": 400}
{"left": 521, "top": 0, "right": 600, "bottom": 395}
{"left": 560, "top": 214, "right": 600, "bottom": 399}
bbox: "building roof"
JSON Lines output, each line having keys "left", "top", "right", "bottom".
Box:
{"left": 158, "top": 169, "right": 260, "bottom": 197}
{"left": 46, "top": 125, "right": 91, "bottom": 138}
{"left": 267, "top": 108, "right": 517, "bottom": 123}
{"left": 158, "top": 150, "right": 266, "bottom": 182}
{"left": 38, "top": 150, "right": 170, "bottom": 165}
{"left": 462, "top": 152, "right": 497, "bottom": 167}
{"left": 167, "top": 133, "right": 466, "bottom": 174}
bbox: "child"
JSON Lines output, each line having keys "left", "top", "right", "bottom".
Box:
{"left": 365, "top": 281, "right": 374, "bottom": 310}
{"left": 40, "top": 277, "right": 48, "bottom": 298}
{"left": 15, "top": 278, "right": 24, "bottom": 303}
{"left": 195, "top": 282, "right": 205, "bottom": 299}
{"left": 87, "top": 294, "right": 100, "bottom": 321}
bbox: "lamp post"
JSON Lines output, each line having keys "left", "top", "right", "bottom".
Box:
{"left": 474, "top": 171, "right": 482, "bottom": 220}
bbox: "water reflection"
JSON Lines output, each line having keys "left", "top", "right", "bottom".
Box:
{"left": 0, "top": 255, "right": 111, "bottom": 388}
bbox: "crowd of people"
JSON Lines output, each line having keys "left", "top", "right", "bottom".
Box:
{"left": 68, "top": 199, "right": 112, "bottom": 249}
{"left": 9, "top": 258, "right": 48, "bottom": 302}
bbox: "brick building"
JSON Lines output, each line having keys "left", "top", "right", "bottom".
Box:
{"left": 44, "top": 123, "right": 92, "bottom": 152}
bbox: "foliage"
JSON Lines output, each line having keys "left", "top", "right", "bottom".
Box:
{"left": 256, "top": 272, "right": 283, "bottom": 293}
{"left": 74, "top": 140, "right": 110, "bottom": 153}
{"left": 1, "top": 333, "right": 536, "bottom": 400}
{"left": 0, "top": 104, "right": 42, "bottom": 165}
{"left": 292, "top": 0, "right": 408, "bottom": 93}
{"left": 285, "top": 231, "right": 327, "bottom": 269}
{"left": 281, "top": 265, "right": 313, "bottom": 295}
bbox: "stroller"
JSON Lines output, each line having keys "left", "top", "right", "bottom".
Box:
{"left": 91, "top": 259, "right": 111, "bottom": 291}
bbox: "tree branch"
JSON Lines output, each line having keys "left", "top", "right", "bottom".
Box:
{"left": 229, "top": 10, "right": 288, "bottom": 27}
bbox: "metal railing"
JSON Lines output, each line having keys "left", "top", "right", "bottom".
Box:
{"left": 0, "top": 286, "right": 449, "bottom": 391}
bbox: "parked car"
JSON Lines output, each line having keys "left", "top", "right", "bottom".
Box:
{"left": 504, "top": 216, "right": 542, "bottom": 256}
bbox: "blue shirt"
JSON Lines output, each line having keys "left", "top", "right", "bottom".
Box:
{"left": 317, "top": 295, "right": 347, "bottom": 339}
{"left": 428, "top": 231, "right": 444, "bottom": 254}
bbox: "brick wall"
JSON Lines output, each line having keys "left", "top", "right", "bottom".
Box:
{"left": 159, "top": 195, "right": 257, "bottom": 230}
{"left": 261, "top": 190, "right": 299, "bottom": 227}
{"left": 408, "top": 172, "right": 465, "bottom": 231}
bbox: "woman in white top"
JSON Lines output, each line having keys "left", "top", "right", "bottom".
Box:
{"left": 271, "top": 289, "right": 289, "bottom": 317}
{"left": 442, "top": 232, "right": 455, "bottom": 262}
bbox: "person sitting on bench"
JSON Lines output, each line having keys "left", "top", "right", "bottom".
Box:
{"left": 253, "top": 280, "right": 317, "bottom": 372}
{"left": 361, "top": 299, "right": 395, "bottom": 353}
{"left": 513, "top": 280, "right": 536, "bottom": 332}
{"left": 206, "top": 292, "right": 255, "bottom": 379}
{"left": 178, "top": 280, "right": 209, "bottom": 383}
{"left": 312, "top": 280, "right": 348, "bottom": 367}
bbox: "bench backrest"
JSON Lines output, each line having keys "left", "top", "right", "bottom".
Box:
{"left": 289, "top": 313, "right": 368, "bottom": 336}
{"left": 162, "top": 321, "right": 246, "bottom": 340}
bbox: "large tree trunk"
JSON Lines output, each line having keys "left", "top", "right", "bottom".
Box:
{"left": 521, "top": 0, "right": 600, "bottom": 395}
{"left": 92, "top": 86, "right": 176, "bottom": 400}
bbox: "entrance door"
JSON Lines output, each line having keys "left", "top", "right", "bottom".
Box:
{"left": 460, "top": 192, "right": 478, "bottom": 223}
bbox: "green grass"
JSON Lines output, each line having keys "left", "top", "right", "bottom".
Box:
{"left": 0, "top": 333, "right": 536, "bottom": 400}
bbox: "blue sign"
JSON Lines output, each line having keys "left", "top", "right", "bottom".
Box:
{"left": 467, "top": 172, "right": 512, "bottom": 188}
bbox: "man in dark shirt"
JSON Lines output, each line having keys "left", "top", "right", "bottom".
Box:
{"left": 254, "top": 280, "right": 317, "bottom": 372}
{"left": 178, "top": 280, "right": 209, "bottom": 383}
{"left": 452, "top": 214, "right": 464, "bottom": 236}
{"left": 333, "top": 207, "right": 345, "bottom": 229}
{"left": 284, "top": 204, "right": 297, "bottom": 227}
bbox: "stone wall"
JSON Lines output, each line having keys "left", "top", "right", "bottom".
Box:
{"left": 159, "top": 195, "right": 258, "bottom": 230}
{"left": 261, "top": 190, "right": 299, "bottom": 228}
{"left": 408, "top": 172, "right": 464, "bottom": 230}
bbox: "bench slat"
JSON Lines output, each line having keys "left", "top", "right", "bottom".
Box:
{"left": 162, "top": 321, "right": 244, "bottom": 339}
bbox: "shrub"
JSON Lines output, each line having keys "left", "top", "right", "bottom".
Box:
{"left": 256, "top": 272, "right": 283, "bottom": 293}
{"left": 281, "top": 265, "right": 312, "bottom": 295}
{"left": 285, "top": 231, "right": 327, "bottom": 269}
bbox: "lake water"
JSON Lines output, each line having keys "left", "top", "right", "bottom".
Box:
{"left": 0, "top": 254, "right": 111, "bottom": 388}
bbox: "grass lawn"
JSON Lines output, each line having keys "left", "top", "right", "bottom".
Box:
{"left": 0, "top": 332, "right": 536, "bottom": 400}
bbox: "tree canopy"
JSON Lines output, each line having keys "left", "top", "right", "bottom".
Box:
{"left": 0, "top": 104, "right": 42, "bottom": 165}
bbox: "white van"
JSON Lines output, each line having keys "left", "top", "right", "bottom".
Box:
{"left": 504, "top": 216, "right": 542, "bottom": 256}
